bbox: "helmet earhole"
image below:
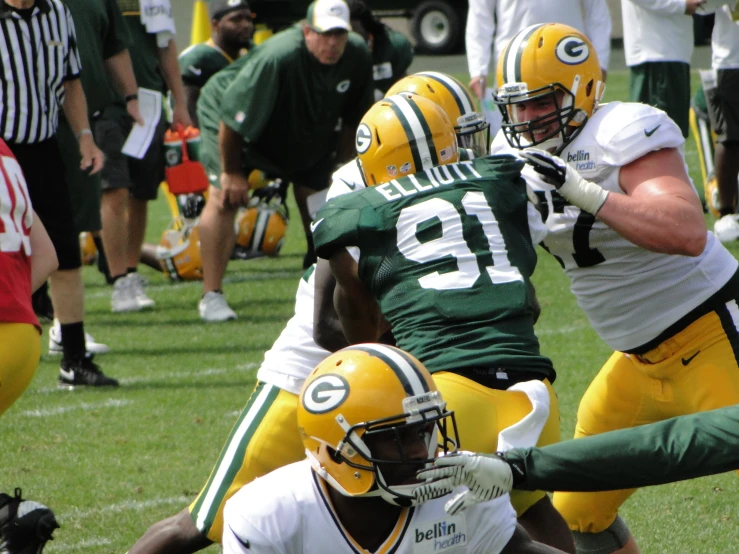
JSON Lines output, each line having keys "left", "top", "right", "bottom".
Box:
{"left": 585, "top": 79, "right": 594, "bottom": 97}
{"left": 538, "top": 36, "right": 544, "bottom": 48}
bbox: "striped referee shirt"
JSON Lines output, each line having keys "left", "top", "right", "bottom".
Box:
{"left": 0, "top": 0, "right": 81, "bottom": 144}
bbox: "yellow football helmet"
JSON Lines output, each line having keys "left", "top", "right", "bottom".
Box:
{"left": 356, "top": 94, "right": 458, "bottom": 187}
{"left": 233, "top": 186, "right": 288, "bottom": 259}
{"left": 298, "top": 343, "right": 458, "bottom": 506}
{"left": 387, "top": 72, "right": 490, "bottom": 157}
{"left": 705, "top": 174, "right": 721, "bottom": 218}
{"left": 79, "top": 232, "right": 97, "bottom": 266}
{"left": 156, "top": 222, "right": 203, "bottom": 281}
{"left": 495, "top": 23, "right": 605, "bottom": 151}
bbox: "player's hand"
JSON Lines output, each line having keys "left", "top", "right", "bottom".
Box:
{"left": 79, "top": 134, "right": 105, "bottom": 175}
{"left": 685, "top": 0, "right": 705, "bottom": 15}
{"left": 127, "top": 98, "right": 145, "bottom": 126}
{"left": 519, "top": 148, "right": 609, "bottom": 214}
{"left": 414, "top": 451, "right": 514, "bottom": 514}
{"left": 220, "top": 172, "right": 250, "bottom": 209}
{"left": 469, "top": 76, "right": 486, "bottom": 100}
{"left": 172, "top": 103, "right": 193, "bottom": 130}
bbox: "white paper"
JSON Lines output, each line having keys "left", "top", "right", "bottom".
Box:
{"left": 122, "top": 88, "right": 163, "bottom": 160}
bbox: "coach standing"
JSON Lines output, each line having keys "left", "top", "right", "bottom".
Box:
{"left": 0, "top": 0, "right": 119, "bottom": 388}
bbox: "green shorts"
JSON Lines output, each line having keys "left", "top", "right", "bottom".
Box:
{"left": 629, "top": 61, "right": 691, "bottom": 138}
{"left": 57, "top": 117, "right": 102, "bottom": 233}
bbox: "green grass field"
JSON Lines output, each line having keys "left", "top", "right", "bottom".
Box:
{"left": 2, "top": 70, "right": 738, "bottom": 553}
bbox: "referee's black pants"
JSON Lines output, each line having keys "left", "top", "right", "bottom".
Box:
{"left": 8, "top": 137, "right": 82, "bottom": 271}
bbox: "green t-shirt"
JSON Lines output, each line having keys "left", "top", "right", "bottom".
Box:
{"left": 371, "top": 26, "right": 413, "bottom": 98}
{"left": 216, "top": 26, "right": 373, "bottom": 175}
{"left": 179, "top": 40, "right": 234, "bottom": 89}
{"left": 63, "top": 0, "right": 131, "bottom": 114}
{"left": 313, "top": 156, "right": 554, "bottom": 379}
{"left": 117, "top": 0, "right": 165, "bottom": 93}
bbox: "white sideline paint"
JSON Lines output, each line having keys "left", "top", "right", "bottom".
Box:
{"left": 536, "top": 323, "right": 589, "bottom": 336}
{"left": 33, "top": 363, "right": 259, "bottom": 395}
{"left": 19, "top": 399, "right": 132, "bottom": 417}
{"left": 84, "top": 270, "right": 299, "bottom": 299}
{"left": 54, "top": 538, "right": 112, "bottom": 552}
{"left": 65, "top": 495, "right": 191, "bottom": 519}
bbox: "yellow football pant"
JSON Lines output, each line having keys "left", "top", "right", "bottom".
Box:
{"left": 555, "top": 308, "right": 739, "bottom": 533}
{"left": 433, "top": 372, "right": 560, "bottom": 516}
{"left": 189, "top": 382, "right": 304, "bottom": 542}
{"left": 0, "top": 323, "right": 40, "bottom": 417}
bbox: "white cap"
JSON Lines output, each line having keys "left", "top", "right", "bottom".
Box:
{"left": 306, "top": 0, "right": 351, "bottom": 33}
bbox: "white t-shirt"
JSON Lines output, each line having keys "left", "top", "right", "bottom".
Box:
{"left": 465, "top": 0, "right": 612, "bottom": 79}
{"left": 621, "top": 0, "right": 694, "bottom": 65}
{"left": 491, "top": 101, "right": 738, "bottom": 351}
{"left": 223, "top": 461, "right": 517, "bottom": 554}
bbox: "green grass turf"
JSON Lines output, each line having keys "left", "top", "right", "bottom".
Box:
{"left": 1, "top": 70, "right": 737, "bottom": 553}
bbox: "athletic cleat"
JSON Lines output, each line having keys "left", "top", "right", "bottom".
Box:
{"left": 48, "top": 320, "right": 109, "bottom": 355}
{"left": 111, "top": 276, "right": 140, "bottom": 313}
{"left": 714, "top": 214, "right": 739, "bottom": 243}
{"left": 199, "top": 291, "right": 237, "bottom": 322}
{"left": 127, "top": 273, "right": 155, "bottom": 309}
{"left": 58, "top": 354, "right": 119, "bottom": 389}
{"left": 0, "top": 488, "right": 59, "bottom": 554}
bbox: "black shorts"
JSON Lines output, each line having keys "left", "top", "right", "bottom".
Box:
{"left": 8, "top": 138, "right": 81, "bottom": 271}
{"left": 56, "top": 117, "right": 102, "bottom": 233}
{"left": 92, "top": 105, "right": 167, "bottom": 200}
{"left": 705, "top": 69, "right": 739, "bottom": 143}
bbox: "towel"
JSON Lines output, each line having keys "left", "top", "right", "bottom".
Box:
{"left": 496, "top": 380, "right": 551, "bottom": 452}
{"left": 139, "top": 0, "right": 176, "bottom": 47}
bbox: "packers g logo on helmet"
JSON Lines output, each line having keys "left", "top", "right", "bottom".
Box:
{"left": 555, "top": 36, "right": 590, "bottom": 65}
{"left": 302, "top": 374, "right": 350, "bottom": 414}
{"left": 355, "top": 123, "right": 372, "bottom": 154}
{"left": 495, "top": 23, "right": 605, "bottom": 152}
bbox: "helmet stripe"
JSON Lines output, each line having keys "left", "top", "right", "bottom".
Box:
{"left": 386, "top": 95, "right": 438, "bottom": 172}
{"left": 350, "top": 344, "right": 431, "bottom": 396}
{"left": 504, "top": 24, "right": 541, "bottom": 85}
{"left": 416, "top": 71, "right": 475, "bottom": 118}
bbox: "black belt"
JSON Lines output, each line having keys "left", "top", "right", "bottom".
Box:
{"left": 446, "top": 367, "right": 546, "bottom": 391}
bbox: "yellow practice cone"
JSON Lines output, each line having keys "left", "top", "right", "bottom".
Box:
{"left": 190, "top": 0, "right": 211, "bottom": 46}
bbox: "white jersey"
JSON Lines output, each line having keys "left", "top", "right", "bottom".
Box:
{"left": 257, "top": 163, "right": 371, "bottom": 394}
{"left": 256, "top": 266, "right": 331, "bottom": 394}
{"left": 223, "top": 461, "right": 517, "bottom": 554}
{"left": 491, "top": 102, "right": 739, "bottom": 351}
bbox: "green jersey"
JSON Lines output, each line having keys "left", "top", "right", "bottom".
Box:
{"left": 117, "top": 0, "right": 165, "bottom": 93}
{"left": 64, "top": 0, "right": 131, "bottom": 115}
{"left": 371, "top": 26, "right": 413, "bottom": 98}
{"left": 217, "top": 26, "right": 373, "bottom": 175}
{"left": 313, "top": 156, "right": 554, "bottom": 379}
{"left": 179, "top": 39, "right": 234, "bottom": 89}
{"left": 510, "top": 406, "right": 739, "bottom": 492}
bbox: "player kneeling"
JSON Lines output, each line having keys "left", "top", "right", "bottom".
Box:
{"left": 222, "top": 344, "right": 566, "bottom": 553}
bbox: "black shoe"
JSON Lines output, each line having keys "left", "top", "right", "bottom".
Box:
{"left": 59, "top": 354, "right": 119, "bottom": 389}
{"left": 31, "top": 283, "right": 54, "bottom": 323}
{"left": 0, "top": 488, "right": 59, "bottom": 554}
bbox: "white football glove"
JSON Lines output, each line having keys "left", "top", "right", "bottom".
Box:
{"left": 413, "top": 451, "right": 514, "bottom": 515}
{"left": 519, "top": 148, "right": 609, "bottom": 215}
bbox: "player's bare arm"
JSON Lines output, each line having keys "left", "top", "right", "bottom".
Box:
{"left": 219, "top": 122, "right": 251, "bottom": 209}
{"left": 328, "top": 249, "right": 385, "bottom": 344}
{"left": 597, "top": 147, "right": 706, "bottom": 256}
{"left": 313, "top": 258, "right": 350, "bottom": 352}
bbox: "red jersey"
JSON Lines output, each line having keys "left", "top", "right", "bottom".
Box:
{"left": 0, "top": 140, "right": 38, "bottom": 328}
